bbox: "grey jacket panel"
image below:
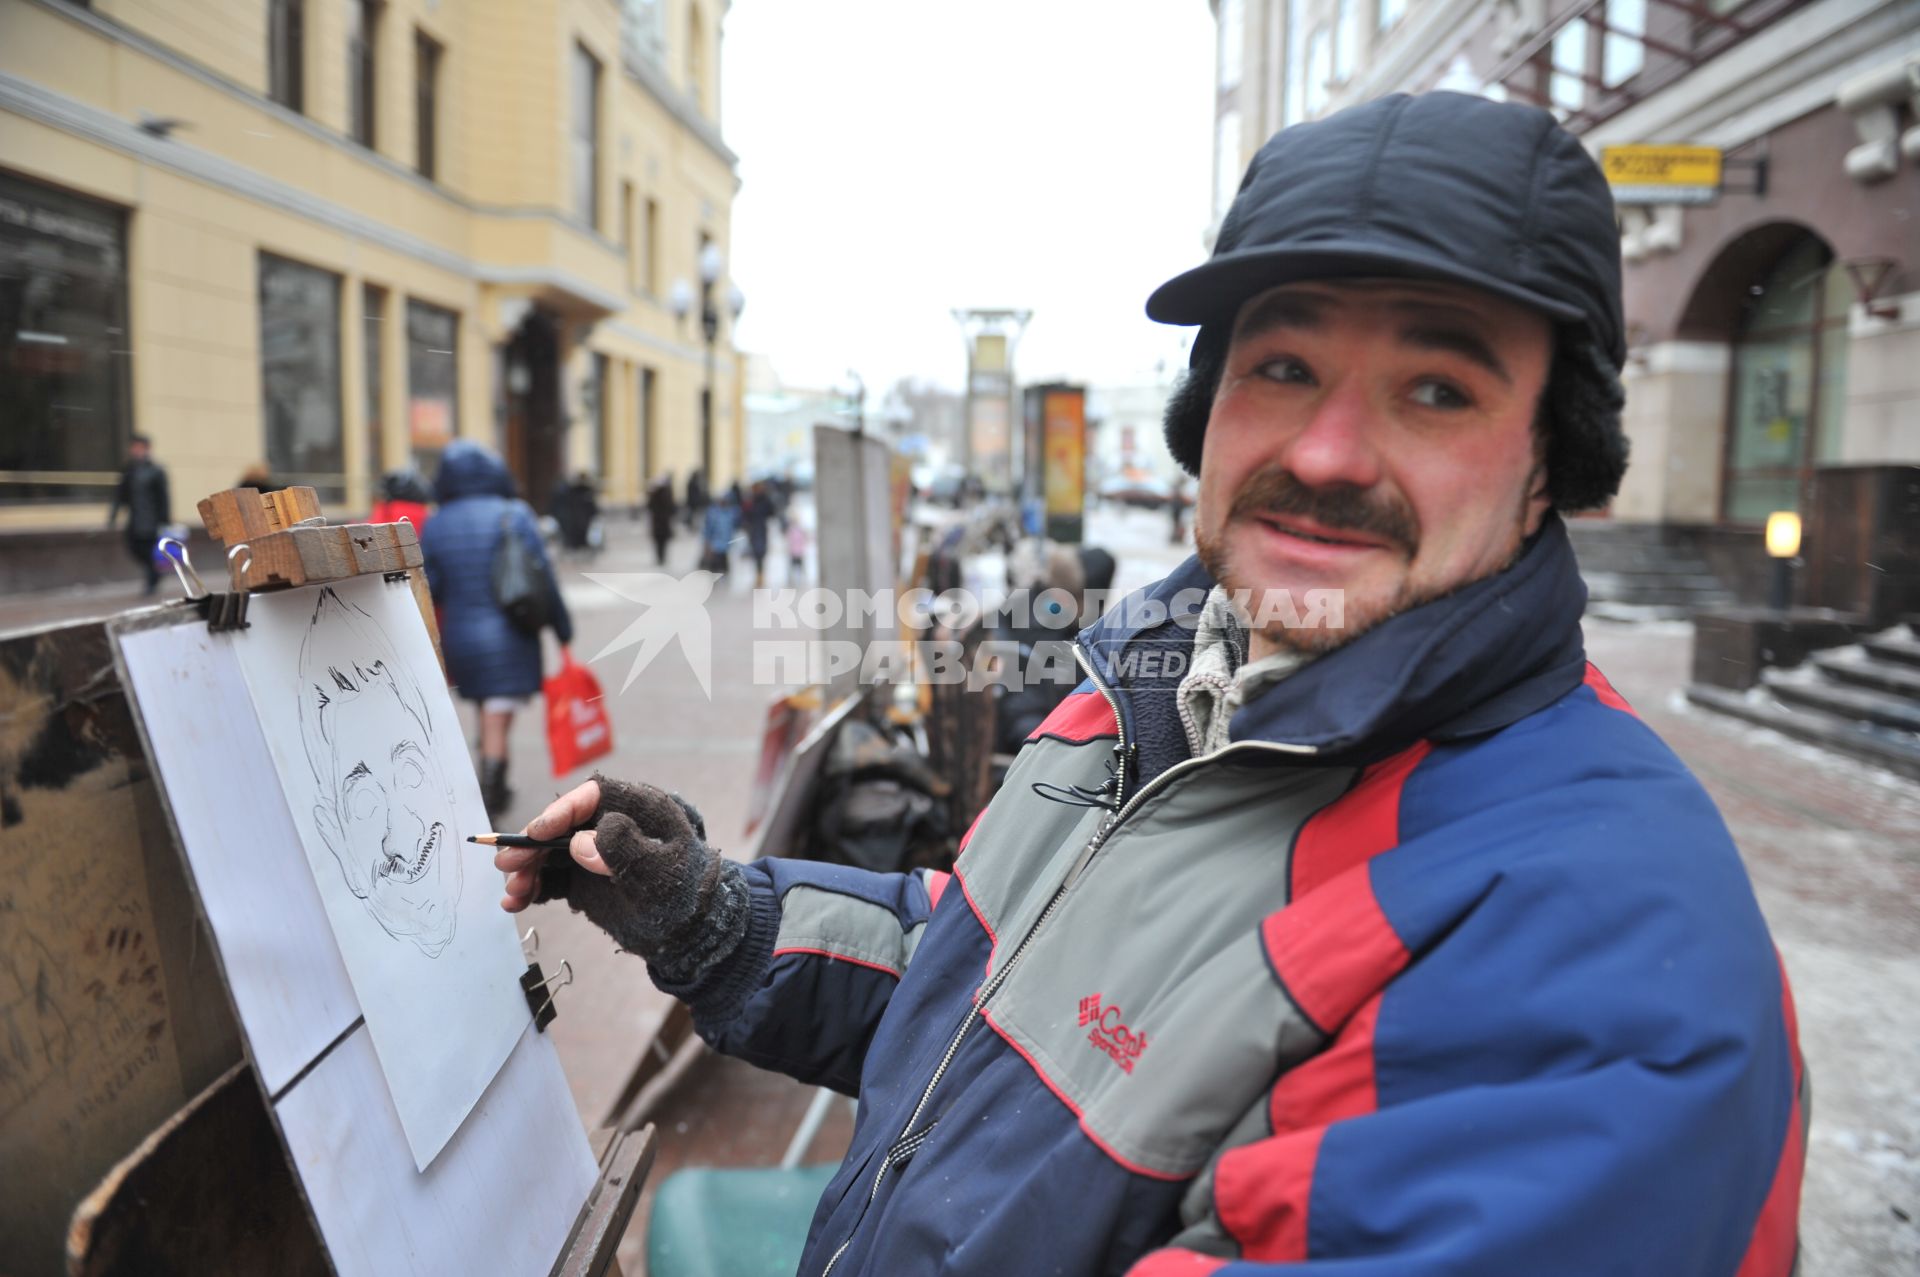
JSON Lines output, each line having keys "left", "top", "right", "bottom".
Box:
{"left": 960, "top": 735, "right": 1353, "bottom": 1176}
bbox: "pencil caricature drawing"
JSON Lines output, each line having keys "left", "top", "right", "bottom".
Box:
{"left": 298, "top": 587, "right": 463, "bottom": 958}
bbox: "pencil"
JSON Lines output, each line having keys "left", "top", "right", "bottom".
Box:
{"left": 467, "top": 832, "right": 575, "bottom": 850}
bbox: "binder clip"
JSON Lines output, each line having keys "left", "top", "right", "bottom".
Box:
{"left": 521, "top": 959, "right": 571, "bottom": 1033}
{"left": 158, "top": 537, "right": 250, "bottom": 632}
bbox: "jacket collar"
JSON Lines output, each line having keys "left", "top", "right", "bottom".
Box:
{"left": 1077, "top": 513, "right": 1590, "bottom": 764}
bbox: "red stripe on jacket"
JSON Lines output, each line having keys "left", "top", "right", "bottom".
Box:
{"left": 1213, "top": 1127, "right": 1326, "bottom": 1262}
{"left": 1584, "top": 662, "right": 1635, "bottom": 714}
{"left": 1735, "top": 952, "right": 1805, "bottom": 1276}
{"left": 924, "top": 869, "right": 951, "bottom": 912}
{"left": 1026, "top": 690, "right": 1118, "bottom": 743}
{"left": 1262, "top": 867, "right": 1410, "bottom": 1036}
{"left": 1290, "top": 741, "right": 1431, "bottom": 899}
{"left": 1124, "top": 1250, "right": 1228, "bottom": 1276}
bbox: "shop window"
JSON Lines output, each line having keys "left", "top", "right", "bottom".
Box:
{"left": 259, "top": 253, "right": 344, "bottom": 498}
{"left": 1306, "top": 27, "right": 1330, "bottom": 116}
{"left": 1335, "top": 0, "right": 1358, "bottom": 83}
{"left": 407, "top": 300, "right": 459, "bottom": 471}
{"left": 1218, "top": 0, "right": 1244, "bottom": 95}
{"left": 1724, "top": 235, "right": 1849, "bottom": 522}
{"left": 0, "top": 171, "right": 131, "bottom": 503}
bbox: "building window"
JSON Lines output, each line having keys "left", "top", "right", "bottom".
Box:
{"left": 1603, "top": 0, "right": 1646, "bottom": 87}
{"left": 0, "top": 171, "right": 131, "bottom": 504}
{"left": 588, "top": 352, "right": 609, "bottom": 475}
{"left": 621, "top": 181, "right": 637, "bottom": 289}
{"left": 349, "top": 0, "right": 379, "bottom": 148}
{"left": 638, "top": 365, "right": 656, "bottom": 481}
{"left": 1306, "top": 27, "right": 1331, "bottom": 116}
{"left": 1550, "top": 19, "right": 1588, "bottom": 115}
{"left": 364, "top": 284, "right": 387, "bottom": 476}
{"left": 1218, "top": 0, "right": 1244, "bottom": 95}
{"left": 414, "top": 29, "right": 441, "bottom": 180}
{"left": 572, "top": 42, "right": 602, "bottom": 230}
{"left": 406, "top": 299, "right": 458, "bottom": 470}
{"left": 1378, "top": 0, "right": 1408, "bottom": 31}
{"left": 1335, "top": 0, "right": 1358, "bottom": 83}
{"left": 1285, "top": 0, "right": 1308, "bottom": 125}
{"left": 642, "top": 195, "right": 660, "bottom": 294}
{"left": 622, "top": 0, "right": 666, "bottom": 67}
{"left": 1724, "top": 236, "right": 1850, "bottom": 522}
{"left": 687, "top": 2, "right": 706, "bottom": 111}
{"left": 268, "top": 0, "right": 305, "bottom": 111}
{"left": 1214, "top": 110, "right": 1243, "bottom": 222}
{"left": 259, "top": 253, "right": 343, "bottom": 496}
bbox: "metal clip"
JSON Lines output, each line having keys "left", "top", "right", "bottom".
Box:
{"left": 157, "top": 537, "right": 208, "bottom": 600}
{"left": 520, "top": 959, "right": 572, "bottom": 1032}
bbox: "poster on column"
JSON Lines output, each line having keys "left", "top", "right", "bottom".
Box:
{"left": 230, "top": 573, "right": 530, "bottom": 1170}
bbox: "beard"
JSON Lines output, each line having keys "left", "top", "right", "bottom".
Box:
{"left": 1194, "top": 467, "right": 1426, "bottom": 656}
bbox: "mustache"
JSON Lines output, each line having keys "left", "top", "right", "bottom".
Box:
{"left": 1227, "top": 468, "right": 1420, "bottom": 554}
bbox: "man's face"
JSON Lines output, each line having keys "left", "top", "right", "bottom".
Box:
{"left": 128, "top": 440, "right": 149, "bottom": 463}
{"left": 1193, "top": 279, "right": 1554, "bottom": 655}
{"left": 314, "top": 674, "right": 462, "bottom": 957}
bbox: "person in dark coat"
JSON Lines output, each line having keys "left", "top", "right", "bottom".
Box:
{"left": 107, "top": 434, "right": 171, "bottom": 594}
{"left": 683, "top": 469, "right": 708, "bottom": 531}
{"left": 550, "top": 472, "right": 599, "bottom": 552}
{"left": 742, "top": 480, "right": 777, "bottom": 587}
{"left": 420, "top": 440, "right": 573, "bottom": 818}
{"left": 646, "top": 474, "right": 677, "bottom": 566}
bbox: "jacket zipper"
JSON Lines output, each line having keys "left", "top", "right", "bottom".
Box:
{"left": 817, "top": 641, "right": 1315, "bottom": 1276}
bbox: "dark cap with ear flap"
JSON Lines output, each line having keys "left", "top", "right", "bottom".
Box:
{"left": 1149, "top": 92, "right": 1628, "bottom": 508}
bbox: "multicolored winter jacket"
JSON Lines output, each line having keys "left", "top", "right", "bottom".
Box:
{"left": 661, "top": 515, "right": 1804, "bottom": 1276}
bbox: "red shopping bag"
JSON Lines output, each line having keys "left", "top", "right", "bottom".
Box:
{"left": 544, "top": 648, "right": 615, "bottom": 777}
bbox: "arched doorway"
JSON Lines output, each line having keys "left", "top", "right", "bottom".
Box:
{"left": 1717, "top": 231, "right": 1853, "bottom": 523}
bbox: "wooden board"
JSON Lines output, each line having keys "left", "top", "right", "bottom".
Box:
{"left": 65, "top": 1062, "right": 326, "bottom": 1277}
{"left": 0, "top": 613, "right": 244, "bottom": 1275}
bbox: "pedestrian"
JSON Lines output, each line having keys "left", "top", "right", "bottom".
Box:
{"left": 370, "top": 469, "right": 432, "bottom": 535}
{"left": 742, "top": 480, "right": 776, "bottom": 588}
{"left": 494, "top": 94, "right": 1803, "bottom": 1275}
{"left": 646, "top": 474, "right": 677, "bottom": 567}
{"left": 237, "top": 461, "right": 286, "bottom": 494}
{"left": 683, "top": 468, "right": 708, "bottom": 532}
{"left": 699, "top": 486, "right": 738, "bottom": 576}
{"left": 550, "top": 472, "right": 599, "bottom": 553}
{"left": 784, "top": 510, "right": 810, "bottom": 584}
{"left": 107, "top": 434, "right": 170, "bottom": 594}
{"left": 419, "top": 440, "right": 572, "bottom": 819}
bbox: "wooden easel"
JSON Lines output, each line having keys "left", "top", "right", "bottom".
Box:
{"left": 5, "top": 487, "right": 656, "bottom": 1277}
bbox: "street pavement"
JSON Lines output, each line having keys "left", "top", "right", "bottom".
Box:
{"left": 2, "top": 504, "right": 1913, "bottom": 1273}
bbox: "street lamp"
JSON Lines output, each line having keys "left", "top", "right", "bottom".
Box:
{"left": 697, "top": 243, "right": 725, "bottom": 487}
{"left": 1765, "top": 510, "right": 1801, "bottom": 612}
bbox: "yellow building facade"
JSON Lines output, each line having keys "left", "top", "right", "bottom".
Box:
{"left": 0, "top": 0, "right": 743, "bottom": 529}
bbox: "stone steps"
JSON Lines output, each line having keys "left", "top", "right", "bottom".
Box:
{"left": 1685, "top": 683, "right": 1920, "bottom": 782}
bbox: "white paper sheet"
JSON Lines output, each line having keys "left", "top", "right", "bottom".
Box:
{"left": 275, "top": 1021, "right": 597, "bottom": 1277}
{"left": 115, "top": 617, "right": 360, "bottom": 1093}
{"left": 115, "top": 601, "right": 598, "bottom": 1272}
{"left": 229, "top": 575, "right": 531, "bottom": 1169}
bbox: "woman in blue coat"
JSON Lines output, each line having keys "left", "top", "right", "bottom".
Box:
{"left": 420, "top": 440, "right": 573, "bottom": 818}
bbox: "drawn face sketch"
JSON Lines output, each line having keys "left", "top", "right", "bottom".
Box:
{"left": 298, "top": 588, "right": 462, "bottom": 957}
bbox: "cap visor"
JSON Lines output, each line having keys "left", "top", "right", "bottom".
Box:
{"left": 1146, "top": 243, "right": 1586, "bottom": 329}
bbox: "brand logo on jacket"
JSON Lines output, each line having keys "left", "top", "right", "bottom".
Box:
{"left": 1077, "top": 993, "right": 1148, "bottom": 1073}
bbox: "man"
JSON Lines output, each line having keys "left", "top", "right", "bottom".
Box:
{"left": 500, "top": 94, "right": 1803, "bottom": 1274}
{"left": 300, "top": 586, "right": 463, "bottom": 958}
{"left": 106, "top": 434, "right": 170, "bottom": 594}
{"left": 647, "top": 473, "right": 678, "bottom": 566}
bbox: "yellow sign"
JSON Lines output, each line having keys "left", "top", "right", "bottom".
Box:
{"left": 1601, "top": 145, "right": 1723, "bottom": 206}
{"left": 1043, "top": 390, "right": 1086, "bottom": 522}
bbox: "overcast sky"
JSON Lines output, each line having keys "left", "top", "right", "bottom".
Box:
{"left": 723, "top": 0, "right": 1219, "bottom": 398}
